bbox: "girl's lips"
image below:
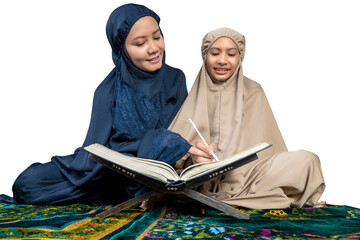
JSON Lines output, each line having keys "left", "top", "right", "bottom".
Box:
{"left": 214, "top": 68, "right": 230, "bottom": 75}
{"left": 147, "top": 55, "right": 160, "bottom": 64}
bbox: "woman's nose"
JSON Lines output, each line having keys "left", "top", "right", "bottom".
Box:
{"left": 147, "top": 41, "right": 159, "bottom": 55}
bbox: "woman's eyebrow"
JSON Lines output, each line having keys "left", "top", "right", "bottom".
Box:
{"left": 132, "top": 29, "right": 160, "bottom": 41}
{"left": 132, "top": 35, "right": 146, "bottom": 41}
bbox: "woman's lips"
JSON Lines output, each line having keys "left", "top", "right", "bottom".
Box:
{"left": 147, "top": 55, "right": 160, "bottom": 64}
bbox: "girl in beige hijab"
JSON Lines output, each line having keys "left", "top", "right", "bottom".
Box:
{"left": 169, "top": 28, "right": 325, "bottom": 209}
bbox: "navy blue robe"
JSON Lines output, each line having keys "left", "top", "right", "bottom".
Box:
{"left": 4, "top": 4, "right": 191, "bottom": 205}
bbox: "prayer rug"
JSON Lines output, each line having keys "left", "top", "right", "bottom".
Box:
{"left": 0, "top": 201, "right": 359, "bottom": 239}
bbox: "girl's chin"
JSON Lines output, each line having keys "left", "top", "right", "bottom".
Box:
{"left": 212, "top": 74, "right": 230, "bottom": 82}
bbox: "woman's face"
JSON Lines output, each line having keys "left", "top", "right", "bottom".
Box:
{"left": 205, "top": 37, "right": 240, "bottom": 82}
{"left": 125, "top": 16, "right": 165, "bottom": 72}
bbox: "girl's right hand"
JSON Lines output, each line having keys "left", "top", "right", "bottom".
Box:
{"left": 188, "top": 141, "right": 217, "bottom": 164}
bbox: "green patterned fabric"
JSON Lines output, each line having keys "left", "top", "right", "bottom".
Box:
{"left": 0, "top": 201, "right": 359, "bottom": 239}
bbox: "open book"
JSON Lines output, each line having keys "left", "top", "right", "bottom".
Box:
{"left": 84, "top": 142, "right": 271, "bottom": 192}
{"left": 84, "top": 142, "right": 271, "bottom": 219}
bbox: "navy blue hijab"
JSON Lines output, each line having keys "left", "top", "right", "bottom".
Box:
{"left": 9, "top": 4, "right": 190, "bottom": 205}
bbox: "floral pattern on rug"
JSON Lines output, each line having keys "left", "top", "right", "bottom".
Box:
{"left": 0, "top": 201, "right": 360, "bottom": 239}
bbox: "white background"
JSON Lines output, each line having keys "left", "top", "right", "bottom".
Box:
{"left": 0, "top": 0, "right": 359, "bottom": 208}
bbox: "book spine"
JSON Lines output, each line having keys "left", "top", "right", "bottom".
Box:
{"left": 89, "top": 154, "right": 183, "bottom": 193}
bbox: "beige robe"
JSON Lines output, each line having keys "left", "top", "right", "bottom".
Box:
{"left": 168, "top": 28, "right": 325, "bottom": 209}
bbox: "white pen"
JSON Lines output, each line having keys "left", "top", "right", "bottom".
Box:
{"left": 189, "top": 118, "right": 220, "bottom": 162}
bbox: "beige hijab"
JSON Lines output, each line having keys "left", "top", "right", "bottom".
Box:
{"left": 169, "top": 28, "right": 287, "bottom": 161}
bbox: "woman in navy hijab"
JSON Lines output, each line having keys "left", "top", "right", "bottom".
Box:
{"left": 9, "top": 4, "right": 192, "bottom": 205}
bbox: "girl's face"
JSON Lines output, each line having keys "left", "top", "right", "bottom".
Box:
{"left": 205, "top": 37, "right": 240, "bottom": 82}
{"left": 125, "top": 16, "right": 165, "bottom": 72}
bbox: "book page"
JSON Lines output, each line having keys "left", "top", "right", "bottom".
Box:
{"left": 179, "top": 142, "right": 271, "bottom": 181}
{"left": 84, "top": 144, "right": 180, "bottom": 183}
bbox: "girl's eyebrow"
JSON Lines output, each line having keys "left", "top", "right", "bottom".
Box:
{"left": 227, "top": 47, "right": 238, "bottom": 51}
{"left": 132, "top": 29, "right": 160, "bottom": 41}
{"left": 210, "top": 47, "right": 221, "bottom": 51}
{"left": 210, "top": 47, "right": 238, "bottom": 51}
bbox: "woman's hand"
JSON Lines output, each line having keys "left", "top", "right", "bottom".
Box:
{"left": 188, "top": 141, "right": 217, "bottom": 164}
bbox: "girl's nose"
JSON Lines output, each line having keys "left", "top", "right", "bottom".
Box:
{"left": 217, "top": 53, "right": 227, "bottom": 65}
